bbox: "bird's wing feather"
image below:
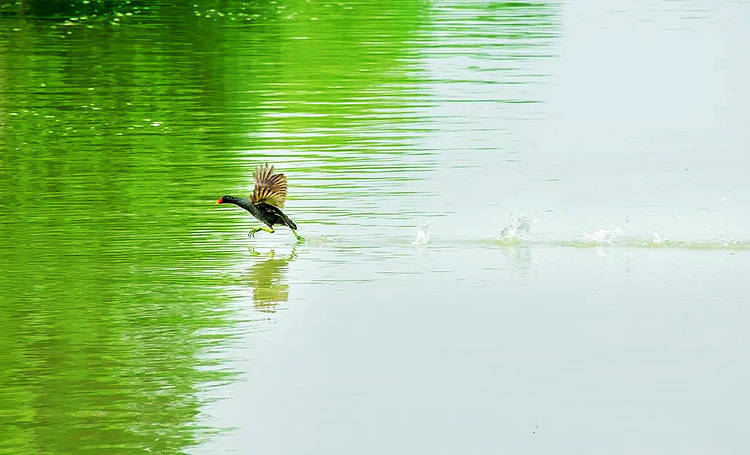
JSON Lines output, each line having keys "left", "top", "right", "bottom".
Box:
{"left": 251, "top": 164, "right": 287, "bottom": 207}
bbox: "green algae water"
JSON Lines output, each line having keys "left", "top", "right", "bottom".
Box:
{"left": 1, "top": 0, "right": 750, "bottom": 453}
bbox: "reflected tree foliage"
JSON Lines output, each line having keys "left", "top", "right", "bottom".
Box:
{"left": 0, "top": 0, "right": 430, "bottom": 453}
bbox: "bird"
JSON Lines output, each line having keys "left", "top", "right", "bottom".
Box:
{"left": 216, "top": 164, "right": 302, "bottom": 241}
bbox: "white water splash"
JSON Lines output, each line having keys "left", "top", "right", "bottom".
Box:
{"left": 413, "top": 222, "right": 430, "bottom": 245}
{"left": 581, "top": 227, "right": 622, "bottom": 245}
{"left": 642, "top": 231, "right": 669, "bottom": 246}
{"left": 499, "top": 213, "right": 532, "bottom": 242}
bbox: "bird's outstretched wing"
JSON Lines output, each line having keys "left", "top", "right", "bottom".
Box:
{"left": 251, "top": 164, "right": 287, "bottom": 207}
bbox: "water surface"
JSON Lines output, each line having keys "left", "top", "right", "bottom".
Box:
{"left": 1, "top": 0, "right": 749, "bottom": 453}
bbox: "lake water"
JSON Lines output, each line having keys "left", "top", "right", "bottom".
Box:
{"left": 1, "top": 0, "right": 749, "bottom": 453}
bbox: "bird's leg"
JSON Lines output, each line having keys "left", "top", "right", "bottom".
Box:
{"left": 292, "top": 229, "right": 304, "bottom": 242}
{"left": 248, "top": 226, "right": 275, "bottom": 238}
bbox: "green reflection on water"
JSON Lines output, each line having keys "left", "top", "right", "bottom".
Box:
{"left": 0, "top": 0, "right": 431, "bottom": 452}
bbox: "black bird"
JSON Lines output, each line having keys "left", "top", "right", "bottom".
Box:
{"left": 217, "top": 164, "right": 302, "bottom": 241}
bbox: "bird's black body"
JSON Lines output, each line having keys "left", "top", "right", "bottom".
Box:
{"left": 217, "top": 164, "right": 302, "bottom": 241}
{"left": 219, "top": 196, "right": 297, "bottom": 230}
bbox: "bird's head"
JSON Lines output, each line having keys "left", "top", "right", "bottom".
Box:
{"left": 216, "top": 196, "right": 228, "bottom": 205}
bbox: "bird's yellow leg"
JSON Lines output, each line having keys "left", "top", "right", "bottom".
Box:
{"left": 248, "top": 226, "right": 275, "bottom": 237}
{"left": 292, "top": 229, "right": 304, "bottom": 242}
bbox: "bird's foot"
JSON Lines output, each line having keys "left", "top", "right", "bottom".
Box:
{"left": 248, "top": 226, "right": 274, "bottom": 238}
{"left": 292, "top": 230, "right": 304, "bottom": 243}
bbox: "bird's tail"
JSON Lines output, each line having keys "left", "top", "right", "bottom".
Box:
{"left": 282, "top": 214, "right": 297, "bottom": 230}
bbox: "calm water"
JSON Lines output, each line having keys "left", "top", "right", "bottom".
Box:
{"left": 1, "top": 0, "right": 749, "bottom": 453}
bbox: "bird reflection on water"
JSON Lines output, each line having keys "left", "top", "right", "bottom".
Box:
{"left": 243, "top": 246, "right": 297, "bottom": 312}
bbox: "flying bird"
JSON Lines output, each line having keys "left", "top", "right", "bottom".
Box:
{"left": 217, "top": 164, "right": 302, "bottom": 241}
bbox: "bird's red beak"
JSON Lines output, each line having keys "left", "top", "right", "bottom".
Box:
{"left": 216, "top": 198, "right": 222, "bottom": 205}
